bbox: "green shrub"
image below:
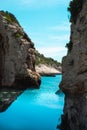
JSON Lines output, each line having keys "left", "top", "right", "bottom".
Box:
{"left": 66, "top": 41, "right": 73, "bottom": 53}
{"left": 5, "top": 14, "right": 12, "bottom": 22}
{"left": 35, "top": 51, "right": 61, "bottom": 66}
{"left": 0, "top": 11, "right": 20, "bottom": 25}
{"left": 68, "top": 0, "right": 84, "bottom": 23}
{"left": 15, "top": 33, "right": 22, "bottom": 38}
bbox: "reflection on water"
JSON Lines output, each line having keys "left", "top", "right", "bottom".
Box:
{"left": 0, "top": 75, "right": 64, "bottom": 130}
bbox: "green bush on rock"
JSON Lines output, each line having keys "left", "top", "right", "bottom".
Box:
{"left": 0, "top": 11, "right": 20, "bottom": 25}
{"left": 68, "top": 0, "right": 84, "bottom": 24}
{"left": 35, "top": 50, "right": 61, "bottom": 67}
{"left": 15, "top": 32, "right": 22, "bottom": 38}
{"left": 66, "top": 41, "right": 73, "bottom": 53}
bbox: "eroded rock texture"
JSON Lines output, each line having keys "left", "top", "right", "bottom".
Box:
{"left": 59, "top": 1, "right": 87, "bottom": 130}
{"left": 0, "top": 11, "right": 41, "bottom": 112}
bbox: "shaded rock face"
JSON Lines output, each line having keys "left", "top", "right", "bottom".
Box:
{"left": 59, "top": 1, "right": 87, "bottom": 130}
{"left": 0, "top": 11, "right": 41, "bottom": 112}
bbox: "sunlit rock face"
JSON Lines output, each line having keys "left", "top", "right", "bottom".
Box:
{"left": 0, "top": 11, "right": 41, "bottom": 112}
{"left": 35, "top": 64, "right": 61, "bottom": 76}
{"left": 59, "top": 1, "right": 87, "bottom": 130}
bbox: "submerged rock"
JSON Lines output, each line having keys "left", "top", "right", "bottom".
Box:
{"left": 58, "top": 1, "right": 87, "bottom": 130}
{"left": 0, "top": 11, "right": 41, "bottom": 112}
{"left": 0, "top": 89, "right": 23, "bottom": 112}
{"left": 55, "top": 89, "right": 63, "bottom": 95}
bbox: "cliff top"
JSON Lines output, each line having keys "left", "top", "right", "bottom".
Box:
{"left": 0, "top": 11, "right": 20, "bottom": 25}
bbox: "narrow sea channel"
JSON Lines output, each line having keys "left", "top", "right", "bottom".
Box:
{"left": 0, "top": 75, "right": 64, "bottom": 130}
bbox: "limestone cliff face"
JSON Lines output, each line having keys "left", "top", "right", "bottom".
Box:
{"left": 59, "top": 1, "right": 87, "bottom": 130}
{"left": 0, "top": 11, "right": 41, "bottom": 112}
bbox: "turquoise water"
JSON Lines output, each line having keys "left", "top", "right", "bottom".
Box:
{"left": 0, "top": 75, "right": 64, "bottom": 130}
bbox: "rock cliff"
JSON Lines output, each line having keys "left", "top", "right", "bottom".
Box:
{"left": 0, "top": 11, "right": 41, "bottom": 112}
{"left": 58, "top": 0, "right": 87, "bottom": 130}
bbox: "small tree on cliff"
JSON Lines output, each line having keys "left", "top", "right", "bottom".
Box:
{"left": 68, "top": 0, "right": 84, "bottom": 24}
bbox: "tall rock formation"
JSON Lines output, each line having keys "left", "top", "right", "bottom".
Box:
{"left": 0, "top": 11, "right": 41, "bottom": 112}
{"left": 58, "top": 0, "right": 87, "bottom": 130}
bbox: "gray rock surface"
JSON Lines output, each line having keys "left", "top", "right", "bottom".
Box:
{"left": 59, "top": 1, "right": 87, "bottom": 130}
{"left": 0, "top": 11, "right": 41, "bottom": 112}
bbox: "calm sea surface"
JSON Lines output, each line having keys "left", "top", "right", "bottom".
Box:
{"left": 0, "top": 75, "right": 64, "bottom": 130}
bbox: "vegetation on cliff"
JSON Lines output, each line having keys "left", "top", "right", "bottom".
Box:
{"left": 66, "top": 40, "right": 73, "bottom": 53}
{"left": 0, "top": 11, "right": 20, "bottom": 25}
{"left": 68, "top": 0, "right": 84, "bottom": 24}
{"left": 35, "top": 50, "right": 61, "bottom": 67}
{"left": 66, "top": 0, "right": 84, "bottom": 53}
{"left": 0, "top": 11, "right": 33, "bottom": 43}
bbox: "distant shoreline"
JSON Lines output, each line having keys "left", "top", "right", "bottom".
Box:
{"left": 35, "top": 64, "right": 62, "bottom": 76}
